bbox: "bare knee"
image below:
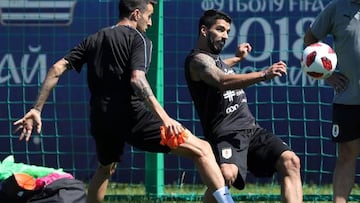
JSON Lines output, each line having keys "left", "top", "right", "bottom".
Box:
{"left": 276, "top": 151, "right": 301, "bottom": 176}
{"left": 196, "top": 139, "right": 214, "bottom": 158}
{"left": 172, "top": 136, "right": 216, "bottom": 163}
{"left": 220, "top": 164, "right": 238, "bottom": 187}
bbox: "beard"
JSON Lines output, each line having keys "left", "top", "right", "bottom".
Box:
{"left": 207, "top": 36, "right": 225, "bottom": 54}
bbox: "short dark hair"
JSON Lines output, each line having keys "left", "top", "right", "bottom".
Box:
{"left": 198, "top": 9, "right": 232, "bottom": 32}
{"left": 118, "top": 0, "right": 157, "bottom": 18}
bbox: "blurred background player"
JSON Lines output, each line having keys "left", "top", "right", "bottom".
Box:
{"left": 304, "top": 0, "right": 360, "bottom": 202}
{"left": 13, "top": 1, "right": 235, "bottom": 203}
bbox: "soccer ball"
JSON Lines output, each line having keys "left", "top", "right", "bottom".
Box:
{"left": 301, "top": 42, "right": 337, "bottom": 80}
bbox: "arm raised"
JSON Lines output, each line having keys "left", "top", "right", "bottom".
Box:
{"left": 189, "top": 53, "right": 286, "bottom": 91}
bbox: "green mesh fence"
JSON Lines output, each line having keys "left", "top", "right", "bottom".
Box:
{"left": 1, "top": 0, "right": 360, "bottom": 202}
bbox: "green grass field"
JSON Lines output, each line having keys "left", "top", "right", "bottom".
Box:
{"left": 102, "top": 183, "right": 360, "bottom": 203}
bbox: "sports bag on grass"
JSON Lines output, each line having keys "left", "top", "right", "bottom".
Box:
{"left": 27, "top": 178, "right": 86, "bottom": 203}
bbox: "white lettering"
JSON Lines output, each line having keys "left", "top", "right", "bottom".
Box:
{"left": 226, "top": 104, "right": 239, "bottom": 114}
{"left": 223, "top": 90, "right": 236, "bottom": 102}
{"left": 237, "top": 0, "right": 247, "bottom": 12}
{"left": 0, "top": 54, "right": 19, "bottom": 83}
{"left": 276, "top": 17, "right": 289, "bottom": 61}
{"left": 201, "top": 0, "right": 327, "bottom": 12}
{"left": 289, "top": 0, "right": 326, "bottom": 12}
{"left": 248, "top": 0, "right": 266, "bottom": 12}
{"left": 201, "top": 0, "right": 215, "bottom": 10}
{"left": 272, "top": 0, "right": 285, "bottom": 11}
{"left": 238, "top": 17, "right": 273, "bottom": 62}
{"left": 0, "top": 45, "right": 47, "bottom": 84}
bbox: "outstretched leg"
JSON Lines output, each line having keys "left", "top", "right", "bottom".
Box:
{"left": 171, "top": 131, "right": 234, "bottom": 203}
{"left": 275, "top": 151, "right": 302, "bottom": 203}
{"left": 86, "top": 162, "right": 117, "bottom": 203}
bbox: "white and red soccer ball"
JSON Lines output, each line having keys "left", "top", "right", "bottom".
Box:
{"left": 301, "top": 42, "right": 337, "bottom": 80}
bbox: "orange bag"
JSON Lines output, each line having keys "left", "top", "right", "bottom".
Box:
{"left": 160, "top": 126, "right": 189, "bottom": 149}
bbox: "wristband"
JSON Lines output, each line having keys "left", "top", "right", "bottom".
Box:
{"left": 261, "top": 71, "right": 267, "bottom": 81}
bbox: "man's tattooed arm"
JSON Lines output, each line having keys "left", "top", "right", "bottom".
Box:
{"left": 190, "top": 53, "right": 266, "bottom": 90}
{"left": 131, "top": 70, "right": 173, "bottom": 122}
{"left": 190, "top": 53, "right": 225, "bottom": 89}
{"left": 33, "top": 58, "right": 71, "bottom": 112}
{"left": 131, "top": 70, "right": 154, "bottom": 101}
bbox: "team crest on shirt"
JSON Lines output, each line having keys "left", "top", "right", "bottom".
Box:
{"left": 221, "top": 147, "right": 232, "bottom": 159}
{"left": 332, "top": 124, "right": 339, "bottom": 138}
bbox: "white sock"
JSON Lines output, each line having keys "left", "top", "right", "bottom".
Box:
{"left": 212, "top": 186, "right": 234, "bottom": 203}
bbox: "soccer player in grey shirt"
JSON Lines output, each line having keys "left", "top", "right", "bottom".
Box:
{"left": 304, "top": 1, "right": 360, "bottom": 202}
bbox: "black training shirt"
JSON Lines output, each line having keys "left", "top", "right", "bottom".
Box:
{"left": 64, "top": 25, "right": 152, "bottom": 113}
{"left": 184, "top": 49, "right": 258, "bottom": 139}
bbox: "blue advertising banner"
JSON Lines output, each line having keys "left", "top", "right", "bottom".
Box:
{"left": 162, "top": 0, "right": 336, "bottom": 184}
{"left": 0, "top": 0, "right": 342, "bottom": 184}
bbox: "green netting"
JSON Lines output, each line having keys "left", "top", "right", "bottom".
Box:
{"left": 1, "top": 0, "right": 360, "bottom": 202}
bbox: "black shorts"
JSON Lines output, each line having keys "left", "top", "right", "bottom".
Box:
{"left": 332, "top": 103, "right": 360, "bottom": 142}
{"left": 210, "top": 128, "right": 291, "bottom": 190}
{"left": 90, "top": 106, "right": 170, "bottom": 166}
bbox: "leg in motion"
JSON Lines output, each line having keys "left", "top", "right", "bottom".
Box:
{"left": 333, "top": 139, "right": 360, "bottom": 203}
{"left": 86, "top": 162, "right": 117, "bottom": 203}
{"left": 276, "top": 151, "right": 303, "bottom": 203}
{"left": 172, "top": 132, "right": 234, "bottom": 203}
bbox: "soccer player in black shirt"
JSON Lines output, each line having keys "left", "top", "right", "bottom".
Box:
{"left": 13, "top": 1, "right": 235, "bottom": 203}
{"left": 184, "top": 9, "right": 303, "bottom": 203}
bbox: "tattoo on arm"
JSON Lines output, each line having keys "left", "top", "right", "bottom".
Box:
{"left": 32, "top": 59, "right": 70, "bottom": 112}
{"left": 132, "top": 74, "right": 154, "bottom": 100}
{"left": 192, "top": 53, "right": 224, "bottom": 87}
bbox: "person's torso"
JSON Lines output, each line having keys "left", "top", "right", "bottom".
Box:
{"left": 184, "top": 49, "right": 257, "bottom": 138}
{"left": 312, "top": 0, "right": 360, "bottom": 104}
{"left": 64, "top": 25, "right": 152, "bottom": 115}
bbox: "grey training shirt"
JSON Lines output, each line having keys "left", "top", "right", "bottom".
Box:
{"left": 310, "top": 0, "right": 360, "bottom": 105}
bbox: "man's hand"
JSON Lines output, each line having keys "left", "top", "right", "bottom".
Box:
{"left": 13, "top": 109, "right": 42, "bottom": 142}
{"left": 263, "top": 61, "right": 287, "bottom": 80}
{"left": 325, "top": 72, "right": 348, "bottom": 93}
{"left": 235, "top": 43, "right": 252, "bottom": 60}
{"left": 223, "top": 43, "right": 252, "bottom": 67}
{"left": 160, "top": 118, "right": 189, "bottom": 149}
{"left": 162, "top": 118, "right": 184, "bottom": 137}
